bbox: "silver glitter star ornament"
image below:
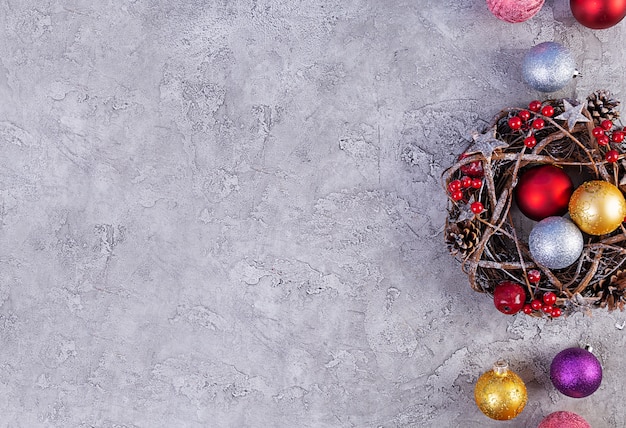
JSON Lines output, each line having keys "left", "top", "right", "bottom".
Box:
{"left": 555, "top": 99, "right": 590, "bottom": 130}
{"left": 455, "top": 196, "right": 479, "bottom": 223}
{"left": 466, "top": 126, "right": 509, "bottom": 160}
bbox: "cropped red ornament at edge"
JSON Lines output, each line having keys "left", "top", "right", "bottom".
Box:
{"left": 571, "top": 0, "right": 626, "bottom": 29}
{"left": 487, "top": 0, "right": 545, "bottom": 23}
{"left": 514, "top": 165, "right": 574, "bottom": 221}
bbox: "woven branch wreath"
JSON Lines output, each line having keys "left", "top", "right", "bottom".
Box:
{"left": 443, "top": 90, "right": 626, "bottom": 317}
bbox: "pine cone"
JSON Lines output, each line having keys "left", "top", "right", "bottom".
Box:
{"left": 445, "top": 220, "right": 481, "bottom": 259}
{"left": 595, "top": 269, "right": 626, "bottom": 311}
{"left": 587, "top": 90, "right": 621, "bottom": 125}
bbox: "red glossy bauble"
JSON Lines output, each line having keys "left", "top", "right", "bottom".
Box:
{"left": 493, "top": 281, "right": 526, "bottom": 314}
{"left": 571, "top": 0, "right": 626, "bottom": 29}
{"left": 514, "top": 165, "right": 574, "bottom": 221}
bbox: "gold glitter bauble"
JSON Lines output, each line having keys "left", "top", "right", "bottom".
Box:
{"left": 568, "top": 180, "right": 626, "bottom": 235}
{"left": 474, "top": 360, "right": 527, "bottom": 421}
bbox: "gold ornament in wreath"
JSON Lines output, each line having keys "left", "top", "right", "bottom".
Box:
{"left": 443, "top": 90, "right": 626, "bottom": 317}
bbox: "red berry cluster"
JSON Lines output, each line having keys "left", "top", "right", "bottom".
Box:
{"left": 448, "top": 154, "right": 485, "bottom": 215}
{"left": 523, "top": 292, "right": 562, "bottom": 318}
{"left": 591, "top": 119, "right": 624, "bottom": 163}
{"left": 493, "top": 275, "right": 562, "bottom": 319}
{"left": 521, "top": 270, "right": 562, "bottom": 318}
{"left": 507, "top": 100, "right": 554, "bottom": 149}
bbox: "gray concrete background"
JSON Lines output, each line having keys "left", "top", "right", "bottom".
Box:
{"left": 1, "top": 0, "right": 625, "bottom": 426}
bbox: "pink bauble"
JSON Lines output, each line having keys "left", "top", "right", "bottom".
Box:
{"left": 538, "top": 411, "right": 591, "bottom": 428}
{"left": 486, "top": 0, "right": 545, "bottom": 23}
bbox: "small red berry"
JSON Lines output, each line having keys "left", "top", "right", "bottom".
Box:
{"left": 528, "top": 269, "right": 541, "bottom": 283}
{"left": 461, "top": 176, "right": 472, "bottom": 188}
{"left": 524, "top": 135, "right": 537, "bottom": 148}
{"left": 523, "top": 304, "right": 533, "bottom": 315}
{"left": 530, "top": 299, "right": 543, "bottom": 311}
{"left": 529, "top": 100, "right": 542, "bottom": 112}
{"left": 592, "top": 126, "right": 606, "bottom": 138}
{"left": 448, "top": 180, "right": 462, "bottom": 193}
{"left": 471, "top": 178, "right": 483, "bottom": 189}
{"left": 597, "top": 134, "right": 610, "bottom": 146}
{"left": 612, "top": 131, "right": 625, "bottom": 143}
{"left": 606, "top": 149, "right": 620, "bottom": 163}
{"left": 451, "top": 190, "right": 464, "bottom": 201}
{"left": 470, "top": 202, "right": 484, "bottom": 214}
{"left": 532, "top": 118, "right": 545, "bottom": 130}
{"left": 458, "top": 153, "right": 484, "bottom": 178}
{"left": 542, "top": 291, "right": 557, "bottom": 305}
{"left": 508, "top": 116, "right": 523, "bottom": 130}
{"left": 493, "top": 281, "right": 526, "bottom": 315}
{"left": 551, "top": 307, "right": 562, "bottom": 318}
{"left": 541, "top": 105, "right": 554, "bottom": 117}
{"left": 601, "top": 119, "right": 613, "bottom": 131}
{"left": 542, "top": 304, "right": 553, "bottom": 315}
{"left": 519, "top": 110, "right": 531, "bottom": 121}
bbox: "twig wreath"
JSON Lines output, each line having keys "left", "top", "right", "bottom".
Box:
{"left": 443, "top": 90, "right": 626, "bottom": 317}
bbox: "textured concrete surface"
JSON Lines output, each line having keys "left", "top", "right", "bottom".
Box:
{"left": 1, "top": 0, "right": 626, "bottom": 427}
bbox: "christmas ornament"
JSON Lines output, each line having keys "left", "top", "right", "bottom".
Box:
{"left": 522, "top": 42, "right": 578, "bottom": 92}
{"left": 550, "top": 347, "right": 602, "bottom": 398}
{"left": 538, "top": 411, "right": 591, "bottom": 428}
{"left": 569, "top": 180, "right": 626, "bottom": 235}
{"left": 493, "top": 281, "right": 526, "bottom": 314}
{"left": 571, "top": 0, "right": 626, "bottom": 29}
{"left": 555, "top": 99, "right": 590, "bottom": 130}
{"left": 529, "top": 217, "right": 583, "bottom": 269}
{"left": 486, "top": 0, "right": 545, "bottom": 23}
{"left": 474, "top": 360, "right": 527, "bottom": 420}
{"left": 514, "top": 165, "right": 574, "bottom": 221}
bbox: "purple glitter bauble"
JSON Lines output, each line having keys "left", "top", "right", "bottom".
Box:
{"left": 550, "top": 347, "right": 602, "bottom": 398}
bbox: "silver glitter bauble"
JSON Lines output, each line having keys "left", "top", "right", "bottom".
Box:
{"left": 529, "top": 216, "right": 583, "bottom": 270}
{"left": 522, "top": 42, "right": 578, "bottom": 92}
